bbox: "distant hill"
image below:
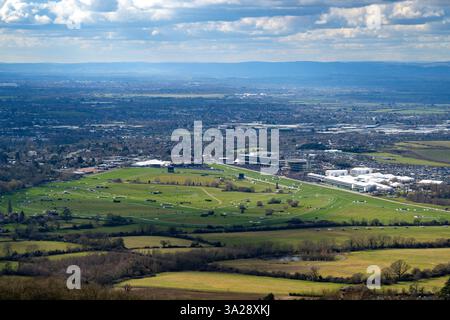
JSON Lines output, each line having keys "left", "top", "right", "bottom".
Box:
{"left": 1, "top": 61, "right": 450, "bottom": 80}
{"left": 1, "top": 61, "right": 450, "bottom": 101}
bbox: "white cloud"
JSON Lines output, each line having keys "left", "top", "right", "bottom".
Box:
{"left": 0, "top": 0, "right": 449, "bottom": 62}
{"left": 176, "top": 16, "right": 300, "bottom": 36}
{"left": 0, "top": 28, "right": 42, "bottom": 47}
{"left": 129, "top": 0, "right": 240, "bottom": 9}
{"left": 316, "top": 4, "right": 387, "bottom": 29}
{"left": 0, "top": 0, "right": 42, "bottom": 23}
{"left": 316, "top": 1, "right": 445, "bottom": 30}
{"left": 0, "top": 0, "right": 242, "bottom": 28}
{"left": 391, "top": 1, "right": 444, "bottom": 19}
{"left": 282, "top": 27, "right": 363, "bottom": 42}
{"left": 48, "top": 0, "right": 95, "bottom": 29}
{"left": 34, "top": 14, "right": 52, "bottom": 24}
{"left": 282, "top": 21, "right": 433, "bottom": 43}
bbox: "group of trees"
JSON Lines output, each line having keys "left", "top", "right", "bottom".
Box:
{"left": 149, "top": 177, "right": 221, "bottom": 188}
{"left": 104, "top": 214, "right": 132, "bottom": 227}
{"left": 342, "top": 235, "right": 450, "bottom": 251}
{"left": 14, "top": 243, "right": 294, "bottom": 285}
{"left": 0, "top": 155, "right": 67, "bottom": 193}
{"left": 407, "top": 184, "right": 450, "bottom": 206}
{"left": 224, "top": 182, "right": 255, "bottom": 193}
{"left": 0, "top": 276, "right": 137, "bottom": 300}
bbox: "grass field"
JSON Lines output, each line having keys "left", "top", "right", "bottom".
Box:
{"left": 133, "top": 247, "right": 203, "bottom": 254}
{"left": 364, "top": 140, "right": 450, "bottom": 167}
{"left": 216, "top": 248, "right": 450, "bottom": 278}
{"left": 0, "top": 261, "right": 18, "bottom": 271}
{"left": 39, "top": 251, "right": 107, "bottom": 261}
{"left": 0, "top": 240, "right": 81, "bottom": 257}
{"left": 371, "top": 107, "right": 449, "bottom": 115}
{"left": 387, "top": 276, "right": 449, "bottom": 293}
{"left": 198, "top": 226, "right": 450, "bottom": 247}
{"left": 363, "top": 152, "right": 449, "bottom": 167}
{"left": 115, "top": 236, "right": 194, "bottom": 249}
{"left": 118, "top": 271, "right": 343, "bottom": 296}
{"left": 1, "top": 165, "right": 448, "bottom": 228}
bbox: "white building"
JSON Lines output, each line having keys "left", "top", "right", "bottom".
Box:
{"left": 418, "top": 179, "right": 444, "bottom": 185}
{"left": 132, "top": 159, "right": 171, "bottom": 167}
{"left": 308, "top": 167, "right": 414, "bottom": 193}
{"left": 350, "top": 167, "right": 373, "bottom": 176}
{"left": 325, "top": 169, "right": 348, "bottom": 177}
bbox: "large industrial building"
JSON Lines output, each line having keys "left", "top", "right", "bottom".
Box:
{"left": 308, "top": 167, "right": 414, "bottom": 193}
{"left": 132, "top": 159, "right": 171, "bottom": 167}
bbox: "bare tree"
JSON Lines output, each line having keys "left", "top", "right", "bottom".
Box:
{"left": 308, "top": 266, "right": 321, "bottom": 281}
{"left": 390, "top": 260, "right": 411, "bottom": 280}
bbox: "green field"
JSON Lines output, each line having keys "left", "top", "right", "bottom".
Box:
{"left": 118, "top": 271, "right": 343, "bottom": 296}
{"left": 216, "top": 248, "right": 450, "bottom": 278}
{"left": 1, "top": 165, "right": 448, "bottom": 227}
{"left": 39, "top": 251, "right": 106, "bottom": 261}
{"left": 115, "top": 236, "right": 194, "bottom": 249}
{"left": 0, "top": 261, "right": 18, "bottom": 271}
{"left": 363, "top": 152, "right": 449, "bottom": 167}
{"left": 371, "top": 107, "right": 449, "bottom": 115}
{"left": 364, "top": 140, "right": 450, "bottom": 167}
{"left": 388, "top": 276, "right": 449, "bottom": 293}
{"left": 199, "top": 226, "right": 450, "bottom": 247}
{"left": 133, "top": 247, "right": 202, "bottom": 254}
{"left": 0, "top": 240, "right": 81, "bottom": 257}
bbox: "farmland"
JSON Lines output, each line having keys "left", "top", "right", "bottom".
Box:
{"left": 0, "top": 240, "right": 81, "bottom": 257}
{"left": 198, "top": 226, "right": 450, "bottom": 247}
{"left": 117, "top": 271, "right": 344, "bottom": 296}
{"left": 364, "top": 140, "right": 450, "bottom": 167}
{"left": 42, "top": 251, "right": 107, "bottom": 261}
{"left": 388, "top": 276, "right": 450, "bottom": 293}
{"left": 115, "top": 236, "right": 194, "bottom": 249}
{"left": 215, "top": 248, "right": 450, "bottom": 278}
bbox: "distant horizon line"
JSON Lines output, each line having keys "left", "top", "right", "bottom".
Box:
{"left": 0, "top": 60, "right": 449, "bottom": 65}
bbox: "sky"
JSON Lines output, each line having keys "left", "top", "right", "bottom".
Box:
{"left": 0, "top": 0, "right": 449, "bottom": 62}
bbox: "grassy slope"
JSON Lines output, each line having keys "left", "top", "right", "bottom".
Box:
{"left": 215, "top": 165, "right": 450, "bottom": 223}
